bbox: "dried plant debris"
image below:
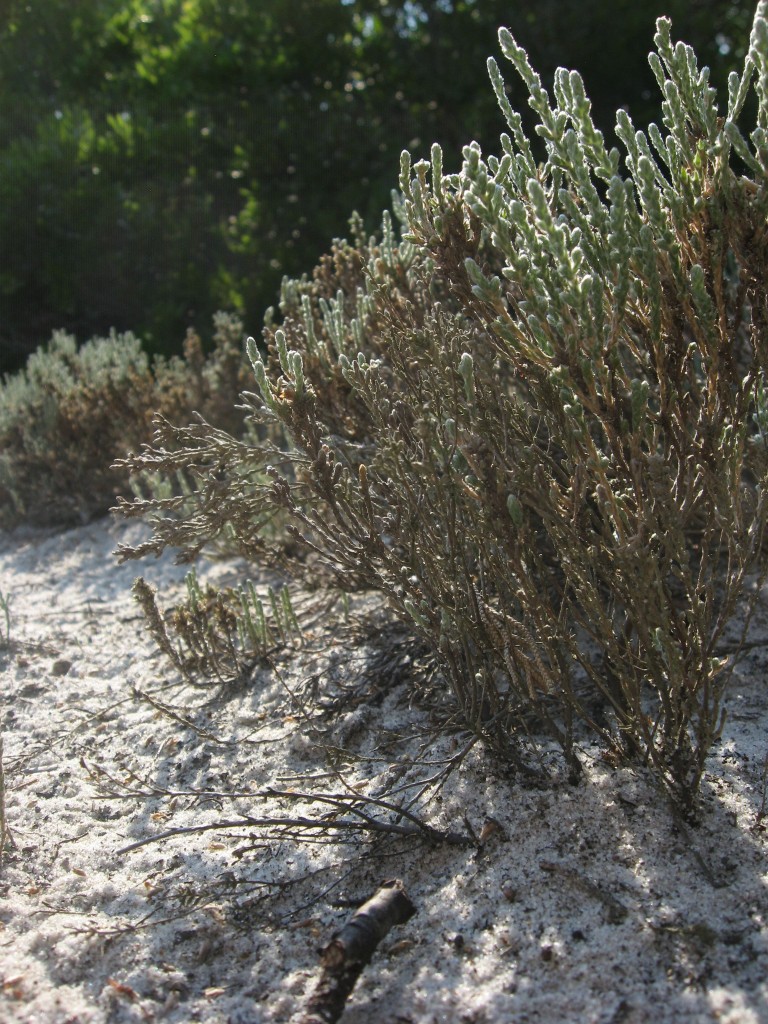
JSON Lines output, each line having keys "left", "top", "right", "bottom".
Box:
{"left": 130, "top": 570, "right": 305, "bottom": 688}
{"left": 300, "top": 879, "right": 416, "bottom": 1024}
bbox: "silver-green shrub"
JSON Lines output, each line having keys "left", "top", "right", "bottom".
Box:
{"left": 119, "top": 6, "right": 768, "bottom": 816}
{"left": 0, "top": 313, "right": 248, "bottom": 528}
{"left": 0, "top": 329, "right": 153, "bottom": 526}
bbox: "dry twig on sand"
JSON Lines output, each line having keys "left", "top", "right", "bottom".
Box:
{"left": 300, "top": 879, "right": 416, "bottom": 1024}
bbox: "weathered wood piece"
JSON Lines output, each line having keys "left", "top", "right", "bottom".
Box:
{"left": 300, "top": 878, "right": 416, "bottom": 1024}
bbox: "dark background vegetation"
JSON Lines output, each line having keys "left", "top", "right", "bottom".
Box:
{"left": 0, "top": 0, "right": 755, "bottom": 376}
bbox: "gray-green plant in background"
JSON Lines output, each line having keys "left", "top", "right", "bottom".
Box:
{"left": 0, "top": 313, "right": 249, "bottom": 529}
{"left": 118, "top": 4, "right": 768, "bottom": 817}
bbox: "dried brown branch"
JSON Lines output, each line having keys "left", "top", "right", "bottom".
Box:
{"left": 300, "top": 879, "right": 416, "bottom": 1024}
{"left": 115, "top": 803, "right": 469, "bottom": 855}
{"left": 0, "top": 735, "right": 8, "bottom": 867}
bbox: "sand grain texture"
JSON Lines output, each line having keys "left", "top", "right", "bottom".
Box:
{"left": 0, "top": 516, "right": 766, "bottom": 1023}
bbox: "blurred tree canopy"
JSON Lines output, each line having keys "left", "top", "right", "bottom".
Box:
{"left": 0, "top": 0, "right": 756, "bottom": 373}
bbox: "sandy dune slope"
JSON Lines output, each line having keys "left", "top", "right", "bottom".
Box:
{"left": 0, "top": 516, "right": 766, "bottom": 1023}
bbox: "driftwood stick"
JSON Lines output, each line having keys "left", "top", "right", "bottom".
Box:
{"left": 300, "top": 878, "right": 416, "bottom": 1024}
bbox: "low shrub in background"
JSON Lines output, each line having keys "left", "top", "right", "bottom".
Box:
{"left": 0, "top": 312, "right": 248, "bottom": 529}
{"left": 116, "top": 4, "right": 768, "bottom": 816}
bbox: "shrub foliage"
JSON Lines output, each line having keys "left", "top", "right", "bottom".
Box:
{"left": 118, "top": 7, "right": 768, "bottom": 815}
{"left": 0, "top": 312, "right": 248, "bottom": 528}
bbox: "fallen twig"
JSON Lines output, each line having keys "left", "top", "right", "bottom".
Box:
{"left": 131, "top": 686, "right": 232, "bottom": 744}
{"left": 300, "top": 878, "right": 415, "bottom": 1024}
{"left": 115, "top": 808, "right": 467, "bottom": 855}
{"left": 539, "top": 859, "right": 628, "bottom": 924}
{"left": 112, "top": 781, "right": 471, "bottom": 855}
{"left": 0, "top": 735, "right": 6, "bottom": 867}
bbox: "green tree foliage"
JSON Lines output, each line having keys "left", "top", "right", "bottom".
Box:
{"left": 0, "top": 0, "right": 757, "bottom": 374}
{"left": 0, "top": 0, "right": 366, "bottom": 369}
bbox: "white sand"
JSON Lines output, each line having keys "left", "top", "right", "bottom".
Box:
{"left": 0, "top": 515, "right": 766, "bottom": 1023}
